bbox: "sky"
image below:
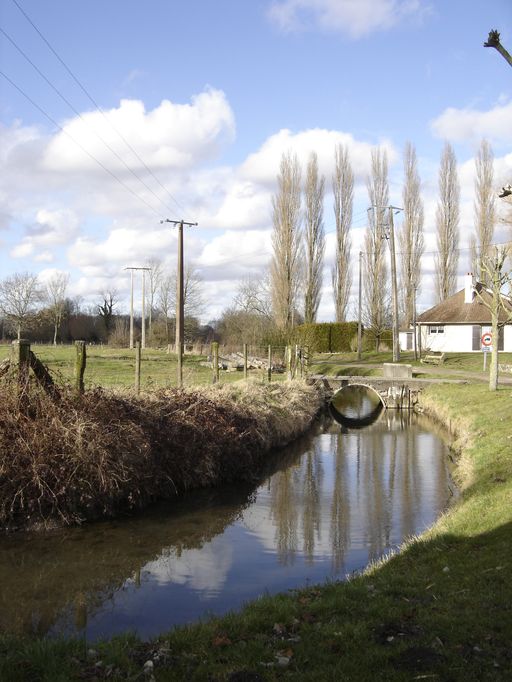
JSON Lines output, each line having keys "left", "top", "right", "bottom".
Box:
{"left": 1, "top": 0, "right": 511, "bottom": 322}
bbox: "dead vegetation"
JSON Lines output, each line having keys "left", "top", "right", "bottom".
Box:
{"left": 0, "top": 378, "right": 324, "bottom": 531}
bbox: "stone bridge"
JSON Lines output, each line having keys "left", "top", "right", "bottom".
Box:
{"left": 310, "top": 366, "right": 426, "bottom": 410}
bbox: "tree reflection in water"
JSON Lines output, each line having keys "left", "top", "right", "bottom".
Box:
{"left": 0, "top": 409, "right": 454, "bottom": 642}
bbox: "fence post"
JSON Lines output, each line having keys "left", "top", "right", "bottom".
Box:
{"left": 75, "top": 340, "right": 86, "bottom": 393}
{"left": 212, "top": 342, "right": 219, "bottom": 384}
{"left": 267, "top": 344, "right": 272, "bottom": 383}
{"left": 286, "top": 345, "right": 292, "bottom": 380}
{"left": 243, "top": 343, "right": 248, "bottom": 380}
{"left": 135, "top": 340, "right": 141, "bottom": 394}
{"left": 11, "top": 339, "right": 30, "bottom": 388}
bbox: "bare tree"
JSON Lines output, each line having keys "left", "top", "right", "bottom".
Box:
{"left": 97, "top": 290, "right": 118, "bottom": 338}
{"left": 303, "top": 151, "right": 325, "bottom": 323}
{"left": 331, "top": 144, "right": 353, "bottom": 322}
{"left": 484, "top": 29, "right": 512, "bottom": 67}
{"left": 476, "top": 247, "right": 512, "bottom": 390}
{"left": 363, "top": 148, "right": 390, "bottom": 350}
{"left": 0, "top": 272, "right": 40, "bottom": 339}
{"left": 435, "top": 142, "right": 460, "bottom": 302}
{"left": 157, "top": 266, "right": 205, "bottom": 343}
{"left": 234, "top": 274, "right": 272, "bottom": 319}
{"left": 473, "top": 139, "right": 496, "bottom": 285}
{"left": 270, "top": 151, "right": 303, "bottom": 331}
{"left": 399, "top": 142, "right": 424, "bottom": 327}
{"left": 45, "top": 272, "right": 70, "bottom": 345}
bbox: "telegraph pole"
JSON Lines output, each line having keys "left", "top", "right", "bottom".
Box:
{"left": 161, "top": 218, "right": 198, "bottom": 387}
{"left": 369, "top": 205, "right": 402, "bottom": 362}
{"left": 357, "top": 250, "right": 363, "bottom": 361}
{"left": 124, "top": 266, "right": 151, "bottom": 349}
{"left": 388, "top": 207, "right": 401, "bottom": 363}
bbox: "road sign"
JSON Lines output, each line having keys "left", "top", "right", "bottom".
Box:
{"left": 481, "top": 332, "right": 492, "bottom": 347}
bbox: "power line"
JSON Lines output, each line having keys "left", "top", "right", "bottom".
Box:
{"left": 1, "top": 26, "right": 179, "bottom": 215}
{"left": 0, "top": 69, "right": 162, "bottom": 217}
{"left": 9, "top": 0, "right": 187, "bottom": 214}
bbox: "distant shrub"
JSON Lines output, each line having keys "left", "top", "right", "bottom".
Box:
{"left": 296, "top": 322, "right": 359, "bottom": 353}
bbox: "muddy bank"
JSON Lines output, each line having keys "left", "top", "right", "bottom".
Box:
{"left": 0, "top": 380, "right": 324, "bottom": 531}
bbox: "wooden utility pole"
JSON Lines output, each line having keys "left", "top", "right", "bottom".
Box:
{"left": 124, "top": 266, "right": 150, "bottom": 349}
{"left": 161, "top": 219, "right": 198, "bottom": 388}
{"left": 357, "top": 250, "right": 363, "bottom": 360}
{"left": 388, "top": 207, "right": 401, "bottom": 362}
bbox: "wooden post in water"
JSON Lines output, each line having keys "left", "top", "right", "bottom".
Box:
{"left": 11, "top": 339, "right": 30, "bottom": 388}
{"left": 267, "top": 345, "right": 272, "bottom": 383}
{"left": 75, "top": 340, "right": 86, "bottom": 393}
{"left": 135, "top": 340, "right": 141, "bottom": 394}
{"left": 212, "top": 342, "right": 219, "bottom": 384}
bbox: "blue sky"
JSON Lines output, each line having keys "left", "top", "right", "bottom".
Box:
{"left": 1, "top": 0, "right": 511, "bottom": 320}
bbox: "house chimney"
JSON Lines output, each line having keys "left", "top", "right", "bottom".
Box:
{"left": 464, "top": 273, "right": 474, "bottom": 304}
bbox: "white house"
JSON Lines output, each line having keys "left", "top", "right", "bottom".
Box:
{"left": 400, "top": 274, "right": 512, "bottom": 353}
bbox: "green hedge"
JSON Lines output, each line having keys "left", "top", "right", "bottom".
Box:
{"left": 296, "top": 322, "right": 359, "bottom": 353}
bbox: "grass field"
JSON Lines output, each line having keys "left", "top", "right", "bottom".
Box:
{"left": 0, "top": 343, "right": 284, "bottom": 390}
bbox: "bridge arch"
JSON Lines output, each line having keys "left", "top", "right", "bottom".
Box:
{"left": 329, "top": 384, "right": 385, "bottom": 429}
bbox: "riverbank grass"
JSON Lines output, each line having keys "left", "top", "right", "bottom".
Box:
{"left": 1, "top": 384, "right": 512, "bottom": 680}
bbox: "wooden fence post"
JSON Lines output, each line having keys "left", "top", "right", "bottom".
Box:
{"left": 135, "top": 340, "right": 141, "bottom": 394}
{"left": 243, "top": 343, "right": 248, "bottom": 380}
{"left": 11, "top": 339, "right": 30, "bottom": 388}
{"left": 75, "top": 340, "right": 86, "bottom": 393}
{"left": 212, "top": 342, "right": 219, "bottom": 384}
{"left": 286, "top": 345, "right": 292, "bottom": 380}
{"left": 267, "top": 344, "right": 272, "bottom": 383}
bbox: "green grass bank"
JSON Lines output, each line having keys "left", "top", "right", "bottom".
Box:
{"left": 1, "top": 383, "right": 511, "bottom": 680}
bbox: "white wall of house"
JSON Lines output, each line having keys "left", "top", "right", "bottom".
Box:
{"left": 416, "top": 324, "right": 512, "bottom": 353}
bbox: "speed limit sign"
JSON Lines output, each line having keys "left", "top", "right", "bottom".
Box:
{"left": 481, "top": 332, "right": 492, "bottom": 347}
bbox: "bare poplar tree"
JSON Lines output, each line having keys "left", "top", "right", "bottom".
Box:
{"left": 331, "top": 144, "right": 353, "bottom": 322}
{"left": 303, "top": 151, "right": 325, "bottom": 323}
{"left": 0, "top": 272, "right": 40, "bottom": 339}
{"left": 399, "top": 142, "right": 424, "bottom": 327}
{"left": 45, "top": 272, "right": 70, "bottom": 345}
{"left": 473, "top": 139, "right": 496, "bottom": 284}
{"left": 435, "top": 142, "right": 460, "bottom": 302}
{"left": 157, "top": 274, "right": 174, "bottom": 343}
{"left": 363, "top": 148, "right": 390, "bottom": 350}
{"left": 146, "top": 258, "right": 163, "bottom": 341}
{"left": 270, "top": 151, "right": 303, "bottom": 330}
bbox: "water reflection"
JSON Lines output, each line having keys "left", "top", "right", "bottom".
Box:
{"left": 0, "top": 412, "right": 454, "bottom": 642}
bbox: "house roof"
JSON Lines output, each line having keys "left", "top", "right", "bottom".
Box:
{"left": 417, "top": 282, "right": 512, "bottom": 325}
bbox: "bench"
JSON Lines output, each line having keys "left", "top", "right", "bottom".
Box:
{"left": 498, "top": 363, "right": 512, "bottom": 373}
{"left": 420, "top": 352, "right": 446, "bottom": 366}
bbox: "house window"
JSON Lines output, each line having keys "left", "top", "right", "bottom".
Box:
{"left": 428, "top": 325, "right": 444, "bottom": 334}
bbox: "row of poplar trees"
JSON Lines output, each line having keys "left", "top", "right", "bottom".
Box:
{"left": 270, "top": 139, "right": 498, "bottom": 337}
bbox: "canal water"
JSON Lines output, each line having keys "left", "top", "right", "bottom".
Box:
{"left": 0, "top": 390, "right": 455, "bottom": 642}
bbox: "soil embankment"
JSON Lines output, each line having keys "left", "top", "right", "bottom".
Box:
{"left": 0, "top": 379, "right": 324, "bottom": 531}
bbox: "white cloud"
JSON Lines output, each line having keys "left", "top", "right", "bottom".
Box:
{"left": 267, "top": 0, "right": 430, "bottom": 38}
{"left": 43, "top": 89, "right": 235, "bottom": 174}
{"left": 240, "top": 128, "right": 397, "bottom": 187}
{"left": 10, "top": 208, "right": 79, "bottom": 260}
{"left": 431, "top": 101, "right": 512, "bottom": 145}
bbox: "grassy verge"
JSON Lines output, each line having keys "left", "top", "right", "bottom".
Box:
{"left": 1, "top": 384, "right": 511, "bottom": 680}
{"left": 0, "top": 379, "right": 323, "bottom": 530}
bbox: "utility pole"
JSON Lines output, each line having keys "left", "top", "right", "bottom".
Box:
{"left": 388, "top": 207, "right": 401, "bottom": 363}
{"left": 370, "top": 205, "right": 402, "bottom": 362}
{"left": 161, "top": 218, "right": 198, "bottom": 387}
{"left": 124, "top": 266, "right": 150, "bottom": 349}
{"left": 357, "top": 250, "right": 363, "bottom": 360}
